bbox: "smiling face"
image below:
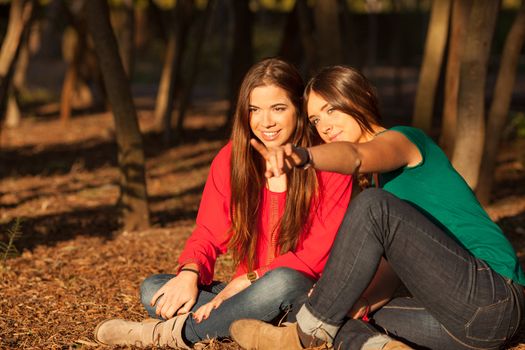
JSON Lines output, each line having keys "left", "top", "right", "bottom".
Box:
{"left": 307, "top": 91, "right": 365, "bottom": 143}
{"left": 249, "top": 84, "right": 297, "bottom": 148}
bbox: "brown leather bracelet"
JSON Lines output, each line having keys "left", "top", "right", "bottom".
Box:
{"left": 179, "top": 267, "right": 199, "bottom": 276}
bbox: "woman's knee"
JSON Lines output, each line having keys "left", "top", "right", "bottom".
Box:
{"left": 139, "top": 273, "right": 174, "bottom": 307}
{"left": 257, "top": 268, "right": 313, "bottom": 301}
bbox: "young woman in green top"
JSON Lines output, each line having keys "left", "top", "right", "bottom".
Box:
{"left": 230, "top": 65, "right": 525, "bottom": 350}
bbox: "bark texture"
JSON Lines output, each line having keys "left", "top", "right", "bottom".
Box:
{"left": 84, "top": 0, "right": 150, "bottom": 231}
{"left": 451, "top": 0, "right": 500, "bottom": 189}
{"left": 412, "top": 0, "right": 451, "bottom": 133}
{"left": 476, "top": 2, "right": 525, "bottom": 204}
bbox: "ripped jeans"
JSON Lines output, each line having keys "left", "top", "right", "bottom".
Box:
{"left": 297, "top": 189, "right": 524, "bottom": 350}
{"left": 140, "top": 267, "right": 313, "bottom": 344}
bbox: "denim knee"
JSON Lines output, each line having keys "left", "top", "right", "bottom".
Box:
{"left": 254, "top": 268, "right": 313, "bottom": 307}
{"left": 140, "top": 273, "right": 175, "bottom": 317}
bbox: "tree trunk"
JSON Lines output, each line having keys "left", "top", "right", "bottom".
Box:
{"left": 296, "top": 0, "right": 317, "bottom": 74}
{"left": 412, "top": 0, "right": 451, "bottom": 133}
{"left": 134, "top": 3, "right": 149, "bottom": 50}
{"left": 5, "top": 25, "right": 30, "bottom": 128}
{"left": 278, "top": 1, "right": 302, "bottom": 66}
{"left": 313, "top": 0, "right": 342, "bottom": 66}
{"left": 153, "top": 0, "right": 193, "bottom": 145}
{"left": 84, "top": 0, "right": 150, "bottom": 231}
{"left": 476, "top": 2, "right": 525, "bottom": 204}
{"left": 451, "top": 0, "right": 500, "bottom": 189}
{"left": 0, "top": 0, "right": 33, "bottom": 124}
{"left": 176, "top": 0, "right": 215, "bottom": 136}
{"left": 118, "top": 0, "right": 135, "bottom": 77}
{"left": 6, "top": 88, "right": 21, "bottom": 128}
{"left": 440, "top": 0, "right": 472, "bottom": 157}
{"left": 365, "top": 0, "right": 380, "bottom": 69}
{"left": 225, "top": 0, "right": 253, "bottom": 129}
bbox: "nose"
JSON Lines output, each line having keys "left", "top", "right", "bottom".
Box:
{"left": 261, "top": 110, "right": 276, "bottom": 128}
{"left": 318, "top": 118, "right": 332, "bottom": 134}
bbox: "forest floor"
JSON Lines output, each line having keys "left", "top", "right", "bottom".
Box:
{"left": 1, "top": 102, "right": 525, "bottom": 350}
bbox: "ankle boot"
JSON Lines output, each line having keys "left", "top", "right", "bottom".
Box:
{"left": 94, "top": 313, "right": 191, "bottom": 349}
{"left": 230, "top": 319, "right": 331, "bottom": 350}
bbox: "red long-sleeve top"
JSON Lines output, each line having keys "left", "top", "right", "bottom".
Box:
{"left": 178, "top": 142, "right": 353, "bottom": 285}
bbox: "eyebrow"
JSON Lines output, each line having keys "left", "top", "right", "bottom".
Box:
{"left": 249, "top": 103, "right": 288, "bottom": 108}
{"left": 308, "top": 103, "right": 329, "bottom": 119}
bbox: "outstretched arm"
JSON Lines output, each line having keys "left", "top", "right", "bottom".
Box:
{"left": 251, "top": 130, "right": 421, "bottom": 177}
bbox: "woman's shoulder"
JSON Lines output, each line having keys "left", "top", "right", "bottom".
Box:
{"left": 211, "top": 141, "right": 232, "bottom": 167}
{"left": 206, "top": 141, "right": 232, "bottom": 188}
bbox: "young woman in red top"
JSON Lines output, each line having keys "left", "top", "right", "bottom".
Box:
{"left": 93, "top": 58, "right": 353, "bottom": 348}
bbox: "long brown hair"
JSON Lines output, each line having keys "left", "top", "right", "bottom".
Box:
{"left": 304, "top": 65, "right": 382, "bottom": 134}
{"left": 305, "top": 65, "right": 382, "bottom": 188}
{"left": 229, "top": 58, "right": 318, "bottom": 270}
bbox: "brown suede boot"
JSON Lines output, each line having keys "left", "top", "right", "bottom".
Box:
{"left": 94, "top": 313, "right": 191, "bottom": 349}
{"left": 230, "top": 319, "right": 331, "bottom": 350}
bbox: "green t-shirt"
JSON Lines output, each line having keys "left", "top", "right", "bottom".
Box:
{"left": 378, "top": 126, "right": 525, "bottom": 285}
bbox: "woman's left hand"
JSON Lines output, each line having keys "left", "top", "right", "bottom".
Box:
{"left": 193, "top": 274, "right": 252, "bottom": 323}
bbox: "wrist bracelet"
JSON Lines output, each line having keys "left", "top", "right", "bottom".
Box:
{"left": 296, "top": 147, "right": 313, "bottom": 170}
{"left": 179, "top": 267, "right": 200, "bottom": 276}
{"left": 247, "top": 270, "right": 258, "bottom": 284}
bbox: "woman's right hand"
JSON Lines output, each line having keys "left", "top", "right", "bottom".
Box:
{"left": 150, "top": 270, "right": 199, "bottom": 319}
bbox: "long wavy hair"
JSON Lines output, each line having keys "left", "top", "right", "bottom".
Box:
{"left": 229, "top": 58, "right": 318, "bottom": 271}
{"left": 305, "top": 65, "right": 382, "bottom": 188}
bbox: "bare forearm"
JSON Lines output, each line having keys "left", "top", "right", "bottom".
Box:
{"left": 308, "top": 142, "right": 362, "bottom": 174}
{"left": 349, "top": 258, "right": 400, "bottom": 318}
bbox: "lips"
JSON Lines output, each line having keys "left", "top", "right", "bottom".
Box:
{"left": 259, "top": 130, "right": 281, "bottom": 141}
{"left": 329, "top": 131, "right": 342, "bottom": 142}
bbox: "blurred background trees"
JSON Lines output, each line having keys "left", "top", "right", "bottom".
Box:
{"left": 0, "top": 0, "right": 523, "bottom": 230}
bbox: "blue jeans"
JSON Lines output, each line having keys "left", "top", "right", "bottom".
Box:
{"left": 297, "top": 189, "right": 524, "bottom": 350}
{"left": 140, "top": 267, "right": 314, "bottom": 343}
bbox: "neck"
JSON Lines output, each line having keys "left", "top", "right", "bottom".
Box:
{"left": 360, "top": 125, "right": 385, "bottom": 143}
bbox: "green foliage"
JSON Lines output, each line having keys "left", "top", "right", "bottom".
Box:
{"left": 1, "top": 218, "right": 23, "bottom": 269}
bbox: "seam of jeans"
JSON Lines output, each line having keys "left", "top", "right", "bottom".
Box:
{"left": 305, "top": 222, "right": 373, "bottom": 327}
{"left": 505, "top": 281, "right": 523, "bottom": 343}
{"left": 440, "top": 324, "right": 502, "bottom": 350}
{"left": 388, "top": 211, "right": 471, "bottom": 264}
{"left": 464, "top": 298, "right": 510, "bottom": 342}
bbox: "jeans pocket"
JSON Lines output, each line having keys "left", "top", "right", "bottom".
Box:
{"left": 465, "top": 297, "right": 511, "bottom": 342}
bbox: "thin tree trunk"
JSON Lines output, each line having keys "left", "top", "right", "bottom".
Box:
{"left": 278, "top": 1, "right": 301, "bottom": 66}
{"left": 118, "top": 0, "right": 135, "bottom": 77}
{"left": 365, "top": 0, "right": 379, "bottom": 69}
{"left": 134, "top": 3, "right": 149, "bottom": 50}
{"left": 225, "top": 0, "right": 253, "bottom": 129}
{"left": 84, "top": 0, "right": 150, "bottom": 231}
{"left": 313, "top": 0, "right": 342, "bottom": 66}
{"left": 5, "top": 26, "right": 30, "bottom": 128}
{"left": 440, "top": 0, "right": 472, "bottom": 157}
{"left": 60, "top": 58, "right": 77, "bottom": 124}
{"left": 153, "top": 0, "right": 193, "bottom": 145}
{"left": 476, "top": 2, "right": 525, "bottom": 204}
{"left": 176, "top": 0, "right": 215, "bottom": 136}
{"left": 412, "top": 0, "right": 451, "bottom": 133}
{"left": 296, "top": 0, "right": 317, "bottom": 74}
{"left": 452, "top": 0, "right": 500, "bottom": 189}
{"left": 0, "top": 0, "right": 33, "bottom": 123}
{"left": 6, "top": 88, "right": 21, "bottom": 127}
